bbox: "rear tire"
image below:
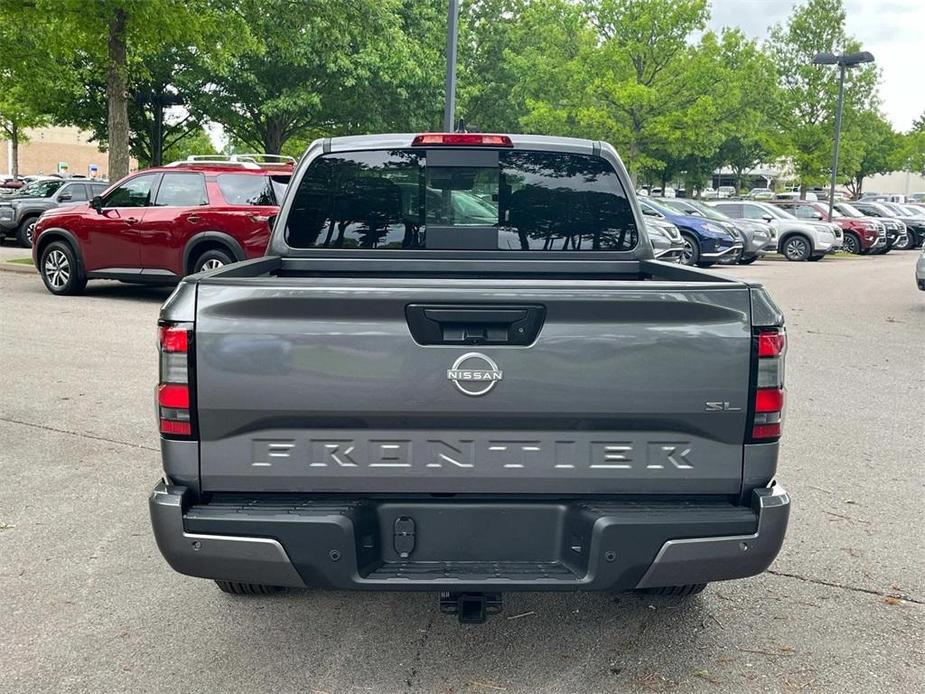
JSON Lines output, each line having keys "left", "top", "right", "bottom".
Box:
{"left": 214, "top": 580, "right": 287, "bottom": 596}
{"left": 16, "top": 216, "right": 38, "bottom": 248}
{"left": 639, "top": 583, "right": 707, "bottom": 597}
{"left": 191, "top": 248, "right": 234, "bottom": 275}
{"left": 39, "top": 241, "right": 87, "bottom": 296}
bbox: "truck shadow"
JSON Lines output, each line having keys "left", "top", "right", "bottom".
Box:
{"left": 80, "top": 283, "right": 175, "bottom": 303}
{"left": 212, "top": 587, "right": 725, "bottom": 691}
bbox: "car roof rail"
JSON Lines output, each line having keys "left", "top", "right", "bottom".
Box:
{"left": 230, "top": 154, "right": 297, "bottom": 165}
{"left": 164, "top": 157, "right": 262, "bottom": 170}
{"left": 163, "top": 154, "right": 296, "bottom": 170}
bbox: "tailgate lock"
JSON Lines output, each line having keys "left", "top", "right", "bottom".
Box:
{"left": 393, "top": 516, "right": 416, "bottom": 557}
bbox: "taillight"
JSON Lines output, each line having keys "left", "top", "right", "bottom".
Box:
{"left": 157, "top": 322, "right": 194, "bottom": 438}
{"left": 411, "top": 133, "right": 514, "bottom": 147}
{"left": 751, "top": 327, "right": 786, "bottom": 442}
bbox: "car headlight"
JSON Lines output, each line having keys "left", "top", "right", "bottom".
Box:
{"left": 704, "top": 222, "right": 736, "bottom": 239}
{"left": 646, "top": 224, "right": 667, "bottom": 240}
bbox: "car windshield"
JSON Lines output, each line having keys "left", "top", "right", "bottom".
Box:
{"left": 890, "top": 203, "right": 918, "bottom": 216}
{"left": 863, "top": 203, "right": 892, "bottom": 216}
{"left": 686, "top": 200, "right": 731, "bottom": 221}
{"left": 836, "top": 202, "right": 863, "bottom": 217}
{"left": 759, "top": 203, "right": 796, "bottom": 220}
{"left": 643, "top": 198, "right": 680, "bottom": 217}
{"left": 13, "top": 180, "right": 64, "bottom": 197}
{"left": 661, "top": 200, "right": 700, "bottom": 216}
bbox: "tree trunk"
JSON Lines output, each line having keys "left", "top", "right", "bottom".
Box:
{"left": 106, "top": 8, "right": 130, "bottom": 181}
{"left": 262, "top": 120, "right": 285, "bottom": 155}
{"left": 151, "top": 95, "right": 164, "bottom": 167}
{"left": 10, "top": 123, "right": 18, "bottom": 178}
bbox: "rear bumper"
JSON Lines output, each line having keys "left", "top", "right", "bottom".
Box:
{"left": 149, "top": 481, "right": 789, "bottom": 592}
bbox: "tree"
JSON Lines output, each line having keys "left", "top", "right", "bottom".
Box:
{"left": 701, "top": 30, "right": 783, "bottom": 194}
{"left": 903, "top": 112, "right": 925, "bottom": 176}
{"left": 457, "top": 0, "right": 529, "bottom": 132}
{"left": 0, "top": 6, "right": 55, "bottom": 176}
{"left": 192, "top": 0, "right": 444, "bottom": 155}
{"left": 839, "top": 111, "right": 900, "bottom": 197}
{"left": 162, "top": 126, "right": 216, "bottom": 163}
{"left": 0, "top": 86, "right": 50, "bottom": 178}
{"left": 503, "top": 0, "right": 725, "bottom": 183}
{"left": 2, "top": 0, "right": 244, "bottom": 179}
{"left": 766, "top": 0, "right": 878, "bottom": 195}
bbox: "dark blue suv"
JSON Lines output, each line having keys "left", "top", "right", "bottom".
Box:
{"left": 639, "top": 197, "right": 742, "bottom": 267}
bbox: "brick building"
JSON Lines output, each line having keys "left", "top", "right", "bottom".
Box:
{"left": 1, "top": 125, "right": 135, "bottom": 180}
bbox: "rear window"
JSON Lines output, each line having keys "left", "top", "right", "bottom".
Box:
{"left": 217, "top": 173, "right": 286, "bottom": 206}
{"left": 285, "top": 149, "right": 638, "bottom": 251}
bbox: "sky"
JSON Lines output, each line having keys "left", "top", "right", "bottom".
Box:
{"left": 709, "top": 0, "right": 924, "bottom": 131}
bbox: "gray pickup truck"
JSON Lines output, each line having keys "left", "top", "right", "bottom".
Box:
{"left": 149, "top": 133, "right": 790, "bottom": 623}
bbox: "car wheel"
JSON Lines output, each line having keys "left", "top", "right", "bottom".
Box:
{"left": 898, "top": 233, "right": 916, "bottom": 251}
{"left": 215, "top": 580, "right": 287, "bottom": 596}
{"left": 679, "top": 233, "right": 700, "bottom": 266}
{"left": 16, "top": 216, "right": 38, "bottom": 248}
{"left": 39, "top": 241, "right": 87, "bottom": 296}
{"left": 782, "top": 235, "right": 811, "bottom": 261}
{"left": 192, "top": 248, "right": 234, "bottom": 275}
{"left": 738, "top": 255, "right": 759, "bottom": 265}
{"left": 842, "top": 233, "right": 861, "bottom": 255}
{"left": 638, "top": 583, "right": 707, "bottom": 597}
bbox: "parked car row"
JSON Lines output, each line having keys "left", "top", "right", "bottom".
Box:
{"left": 30, "top": 155, "right": 294, "bottom": 295}
{"left": 20, "top": 149, "right": 925, "bottom": 295}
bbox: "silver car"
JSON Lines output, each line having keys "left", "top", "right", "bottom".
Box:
{"left": 645, "top": 218, "right": 685, "bottom": 262}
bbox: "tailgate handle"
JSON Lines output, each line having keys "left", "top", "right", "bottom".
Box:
{"left": 406, "top": 304, "right": 545, "bottom": 346}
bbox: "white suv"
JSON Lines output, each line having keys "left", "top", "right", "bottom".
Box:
{"left": 710, "top": 200, "right": 841, "bottom": 261}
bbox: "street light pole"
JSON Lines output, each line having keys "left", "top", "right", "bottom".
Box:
{"left": 443, "top": 0, "right": 460, "bottom": 132}
{"left": 827, "top": 65, "right": 847, "bottom": 223}
{"left": 812, "top": 51, "right": 875, "bottom": 221}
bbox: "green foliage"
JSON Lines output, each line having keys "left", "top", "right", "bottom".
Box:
{"left": 190, "top": 0, "right": 445, "bottom": 154}
{"left": 0, "top": 0, "right": 907, "bottom": 190}
{"left": 162, "top": 127, "right": 217, "bottom": 164}
{"left": 766, "top": 0, "right": 878, "bottom": 189}
{"left": 839, "top": 111, "right": 902, "bottom": 196}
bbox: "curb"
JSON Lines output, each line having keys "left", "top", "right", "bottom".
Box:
{"left": 0, "top": 260, "right": 36, "bottom": 274}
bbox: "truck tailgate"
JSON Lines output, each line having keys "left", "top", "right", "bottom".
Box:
{"left": 194, "top": 277, "right": 752, "bottom": 495}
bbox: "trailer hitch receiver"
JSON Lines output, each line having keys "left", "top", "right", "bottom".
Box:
{"left": 438, "top": 592, "right": 503, "bottom": 624}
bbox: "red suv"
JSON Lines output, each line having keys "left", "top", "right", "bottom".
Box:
{"left": 770, "top": 199, "right": 884, "bottom": 255}
{"left": 32, "top": 156, "right": 293, "bottom": 295}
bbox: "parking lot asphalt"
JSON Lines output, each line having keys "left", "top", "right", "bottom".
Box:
{"left": 1, "top": 251, "right": 923, "bottom": 693}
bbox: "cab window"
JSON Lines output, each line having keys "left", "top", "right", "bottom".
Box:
{"left": 59, "top": 184, "right": 88, "bottom": 202}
